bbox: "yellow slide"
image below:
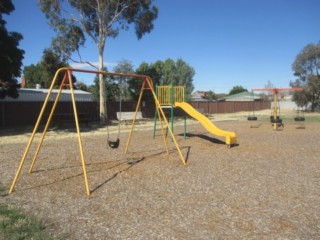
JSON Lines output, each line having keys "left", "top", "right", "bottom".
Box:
{"left": 175, "top": 102, "right": 237, "bottom": 146}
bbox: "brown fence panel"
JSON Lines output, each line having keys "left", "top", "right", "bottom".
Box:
{"left": 0, "top": 101, "right": 100, "bottom": 128}
{"left": 1, "top": 102, "right": 42, "bottom": 128}
{"left": 188, "top": 101, "right": 270, "bottom": 114}
{"left": 0, "top": 100, "right": 271, "bottom": 128}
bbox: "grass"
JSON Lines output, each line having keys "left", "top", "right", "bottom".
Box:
{"left": 0, "top": 185, "right": 61, "bottom": 240}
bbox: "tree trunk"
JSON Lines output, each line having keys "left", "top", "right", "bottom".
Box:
{"left": 310, "top": 93, "right": 316, "bottom": 112}
{"left": 99, "top": 48, "right": 106, "bottom": 124}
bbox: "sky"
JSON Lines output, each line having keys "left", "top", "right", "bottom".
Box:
{"left": 4, "top": 0, "right": 320, "bottom": 93}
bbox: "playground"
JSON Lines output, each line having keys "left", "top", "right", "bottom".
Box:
{"left": 0, "top": 69, "right": 319, "bottom": 238}
{"left": 1, "top": 113, "right": 320, "bottom": 239}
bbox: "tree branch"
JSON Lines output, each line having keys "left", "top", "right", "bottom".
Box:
{"left": 69, "top": 57, "right": 99, "bottom": 70}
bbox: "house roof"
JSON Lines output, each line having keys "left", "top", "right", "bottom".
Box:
{"left": 1, "top": 88, "right": 93, "bottom": 102}
{"left": 19, "top": 88, "right": 91, "bottom": 95}
{"left": 191, "top": 91, "right": 208, "bottom": 101}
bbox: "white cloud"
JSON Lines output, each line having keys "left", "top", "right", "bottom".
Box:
{"left": 70, "top": 62, "right": 117, "bottom": 69}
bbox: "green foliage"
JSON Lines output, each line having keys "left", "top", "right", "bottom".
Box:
{"left": 90, "top": 67, "right": 121, "bottom": 102}
{"left": 75, "top": 81, "right": 89, "bottom": 91}
{"left": 291, "top": 42, "right": 320, "bottom": 112}
{"left": 38, "top": 0, "right": 158, "bottom": 68}
{"left": 228, "top": 85, "right": 248, "bottom": 95}
{"left": 130, "top": 58, "right": 195, "bottom": 100}
{"left": 133, "top": 61, "right": 162, "bottom": 101}
{"left": 23, "top": 48, "right": 74, "bottom": 88}
{"left": 0, "top": 0, "right": 24, "bottom": 99}
{"left": 0, "top": 203, "right": 58, "bottom": 239}
{"left": 23, "top": 64, "right": 48, "bottom": 88}
{"left": 0, "top": 183, "right": 57, "bottom": 239}
{"left": 113, "top": 59, "right": 134, "bottom": 101}
{"left": 89, "top": 61, "right": 136, "bottom": 101}
{"left": 52, "top": 25, "right": 85, "bottom": 63}
{"left": 39, "top": 0, "right": 158, "bottom": 123}
{"left": 204, "top": 90, "right": 217, "bottom": 101}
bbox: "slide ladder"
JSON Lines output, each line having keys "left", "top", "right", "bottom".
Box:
{"left": 175, "top": 102, "right": 237, "bottom": 146}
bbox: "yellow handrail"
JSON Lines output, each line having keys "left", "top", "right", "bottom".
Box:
{"left": 174, "top": 86, "right": 184, "bottom": 103}
{"left": 157, "top": 85, "right": 185, "bottom": 105}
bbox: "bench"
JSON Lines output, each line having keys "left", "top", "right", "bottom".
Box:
{"left": 116, "top": 111, "right": 147, "bottom": 124}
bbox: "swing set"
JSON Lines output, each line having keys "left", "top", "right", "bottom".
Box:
{"left": 248, "top": 88, "right": 303, "bottom": 130}
{"left": 9, "top": 68, "right": 186, "bottom": 196}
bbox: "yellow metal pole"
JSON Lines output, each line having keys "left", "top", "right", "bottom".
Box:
{"left": 125, "top": 80, "right": 145, "bottom": 154}
{"left": 9, "top": 67, "right": 69, "bottom": 194}
{"left": 29, "top": 73, "right": 68, "bottom": 173}
{"left": 147, "top": 78, "right": 186, "bottom": 165}
{"left": 125, "top": 78, "right": 185, "bottom": 165}
{"left": 67, "top": 70, "right": 90, "bottom": 196}
{"left": 273, "top": 94, "right": 278, "bottom": 130}
{"left": 157, "top": 106, "right": 169, "bottom": 155}
{"left": 157, "top": 101, "right": 186, "bottom": 165}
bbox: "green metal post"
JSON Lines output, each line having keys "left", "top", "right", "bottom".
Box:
{"left": 170, "top": 84, "right": 174, "bottom": 135}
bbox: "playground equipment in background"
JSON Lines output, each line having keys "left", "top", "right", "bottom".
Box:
{"left": 154, "top": 85, "right": 237, "bottom": 146}
{"left": 250, "top": 88, "right": 303, "bottom": 130}
{"left": 9, "top": 68, "right": 186, "bottom": 196}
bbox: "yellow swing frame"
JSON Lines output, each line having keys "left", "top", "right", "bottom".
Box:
{"left": 9, "top": 68, "right": 186, "bottom": 196}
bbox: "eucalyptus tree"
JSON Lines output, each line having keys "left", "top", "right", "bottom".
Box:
{"left": 291, "top": 43, "right": 320, "bottom": 111}
{"left": 39, "top": 0, "right": 158, "bottom": 123}
{"left": 23, "top": 48, "right": 74, "bottom": 88}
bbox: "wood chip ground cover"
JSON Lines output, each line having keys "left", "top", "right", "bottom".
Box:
{"left": 0, "top": 119, "right": 319, "bottom": 239}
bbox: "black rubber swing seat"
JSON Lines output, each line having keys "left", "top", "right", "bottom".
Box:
{"left": 247, "top": 116, "right": 258, "bottom": 121}
{"left": 270, "top": 116, "right": 282, "bottom": 124}
{"left": 108, "top": 138, "right": 120, "bottom": 148}
{"left": 270, "top": 116, "right": 282, "bottom": 123}
{"left": 294, "top": 116, "right": 305, "bottom": 121}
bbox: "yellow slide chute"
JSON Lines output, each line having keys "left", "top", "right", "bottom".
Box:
{"left": 175, "top": 102, "right": 237, "bottom": 146}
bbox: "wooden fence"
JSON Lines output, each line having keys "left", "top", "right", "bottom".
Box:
{"left": 0, "top": 100, "right": 270, "bottom": 128}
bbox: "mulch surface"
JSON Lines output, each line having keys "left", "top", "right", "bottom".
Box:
{"left": 1, "top": 120, "right": 319, "bottom": 239}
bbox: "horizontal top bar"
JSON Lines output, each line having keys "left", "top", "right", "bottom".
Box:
{"left": 251, "top": 88, "right": 303, "bottom": 94}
